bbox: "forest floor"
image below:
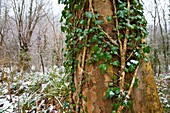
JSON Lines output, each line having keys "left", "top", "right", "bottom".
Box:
{"left": 0, "top": 66, "right": 170, "bottom": 113}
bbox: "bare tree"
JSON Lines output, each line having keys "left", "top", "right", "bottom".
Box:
{"left": 11, "top": 0, "right": 50, "bottom": 70}
{"left": 144, "top": 0, "right": 170, "bottom": 74}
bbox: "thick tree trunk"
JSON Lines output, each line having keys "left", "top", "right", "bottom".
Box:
{"left": 61, "top": 0, "right": 163, "bottom": 112}
{"left": 131, "top": 61, "right": 163, "bottom": 113}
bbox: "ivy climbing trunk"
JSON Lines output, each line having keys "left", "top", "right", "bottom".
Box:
{"left": 60, "top": 0, "right": 163, "bottom": 113}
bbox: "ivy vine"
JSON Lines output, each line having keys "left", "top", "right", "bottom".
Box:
{"left": 59, "top": 0, "right": 150, "bottom": 112}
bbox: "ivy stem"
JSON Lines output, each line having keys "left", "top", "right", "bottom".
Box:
{"left": 89, "top": 0, "right": 118, "bottom": 46}
{"left": 117, "top": 0, "right": 130, "bottom": 112}
{"left": 117, "top": 66, "right": 139, "bottom": 113}
{"left": 127, "top": 65, "right": 139, "bottom": 97}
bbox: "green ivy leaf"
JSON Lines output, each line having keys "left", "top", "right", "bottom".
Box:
{"left": 80, "top": 20, "right": 87, "bottom": 25}
{"left": 124, "top": 67, "right": 129, "bottom": 72}
{"left": 135, "top": 36, "right": 142, "bottom": 41}
{"left": 106, "top": 16, "right": 112, "bottom": 21}
{"left": 104, "top": 52, "right": 112, "bottom": 61}
{"left": 113, "top": 60, "right": 120, "bottom": 67}
{"left": 61, "top": 26, "right": 66, "bottom": 32}
{"left": 118, "top": 34, "right": 124, "bottom": 39}
{"left": 95, "top": 13, "right": 100, "bottom": 19}
{"left": 99, "top": 63, "right": 108, "bottom": 74}
{"left": 92, "top": 44, "right": 98, "bottom": 51}
{"left": 91, "top": 35, "right": 98, "bottom": 42}
{"left": 85, "top": 12, "right": 92, "bottom": 19}
{"left": 111, "top": 46, "right": 119, "bottom": 54}
{"left": 111, "top": 75, "right": 118, "bottom": 80}
{"left": 117, "top": 10, "right": 127, "bottom": 18}
{"left": 134, "top": 78, "right": 139, "bottom": 88}
{"left": 126, "top": 23, "right": 134, "bottom": 29}
{"left": 143, "top": 46, "right": 151, "bottom": 53}
{"left": 144, "top": 57, "right": 149, "bottom": 62}
{"left": 134, "top": 52, "right": 143, "bottom": 58}
{"left": 128, "top": 65, "right": 135, "bottom": 72}
{"left": 109, "top": 91, "right": 115, "bottom": 98}
{"left": 118, "top": 3, "right": 126, "bottom": 9}
{"left": 95, "top": 20, "right": 103, "bottom": 25}
{"left": 113, "top": 28, "right": 117, "bottom": 31}
{"left": 114, "top": 87, "right": 120, "bottom": 95}
{"left": 79, "top": 36, "right": 84, "bottom": 40}
{"left": 63, "top": 102, "right": 70, "bottom": 109}
{"left": 105, "top": 88, "right": 112, "bottom": 99}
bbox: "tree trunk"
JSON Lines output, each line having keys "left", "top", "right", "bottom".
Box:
{"left": 19, "top": 45, "right": 31, "bottom": 71}
{"left": 60, "top": 0, "right": 163, "bottom": 113}
{"left": 131, "top": 61, "right": 163, "bottom": 113}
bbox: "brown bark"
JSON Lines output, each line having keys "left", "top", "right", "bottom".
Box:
{"left": 131, "top": 61, "right": 163, "bottom": 113}
{"left": 71, "top": 0, "right": 163, "bottom": 113}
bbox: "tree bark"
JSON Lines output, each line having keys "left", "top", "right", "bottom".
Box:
{"left": 131, "top": 61, "right": 163, "bottom": 113}
{"left": 62, "top": 0, "right": 163, "bottom": 112}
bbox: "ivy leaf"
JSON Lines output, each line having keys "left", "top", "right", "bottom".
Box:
{"left": 79, "top": 36, "right": 84, "bottom": 40}
{"left": 95, "top": 13, "right": 100, "bottom": 19}
{"left": 95, "top": 20, "right": 103, "bottom": 25}
{"left": 135, "top": 36, "right": 142, "bottom": 41}
{"left": 114, "top": 87, "right": 120, "bottom": 95}
{"left": 118, "top": 3, "right": 126, "bottom": 9}
{"left": 74, "top": 4, "right": 81, "bottom": 10}
{"left": 118, "top": 34, "right": 124, "bottom": 39}
{"left": 63, "top": 102, "right": 70, "bottom": 109}
{"left": 61, "top": 26, "right": 66, "bottom": 32}
{"left": 105, "top": 88, "right": 111, "bottom": 99}
{"left": 111, "top": 75, "right": 117, "bottom": 80}
{"left": 85, "top": 12, "right": 92, "bottom": 19}
{"left": 104, "top": 52, "right": 112, "bottom": 61}
{"left": 111, "top": 46, "right": 119, "bottom": 54}
{"left": 109, "top": 91, "right": 115, "bottom": 98}
{"left": 126, "top": 23, "right": 134, "bottom": 29}
{"left": 91, "top": 35, "right": 98, "bottom": 42}
{"left": 126, "top": 100, "right": 132, "bottom": 108}
{"left": 144, "top": 57, "right": 149, "bottom": 62}
{"left": 124, "top": 67, "right": 129, "bottom": 72}
{"left": 99, "top": 63, "right": 108, "bottom": 74}
{"left": 80, "top": 20, "right": 87, "bottom": 25}
{"left": 127, "top": 62, "right": 131, "bottom": 66}
{"left": 113, "top": 60, "right": 120, "bottom": 67}
{"left": 134, "top": 52, "right": 143, "bottom": 58}
{"left": 128, "top": 65, "right": 135, "bottom": 72}
{"left": 143, "top": 46, "right": 151, "bottom": 53}
{"left": 134, "top": 78, "right": 139, "bottom": 88}
{"left": 92, "top": 44, "right": 100, "bottom": 52}
{"left": 106, "top": 16, "right": 112, "bottom": 21}
{"left": 113, "top": 28, "right": 117, "bottom": 31}
{"left": 112, "top": 111, "right": 116, "bottom": 113}
{"left": 117, "top": 10, "right": 126, "bottom": 18}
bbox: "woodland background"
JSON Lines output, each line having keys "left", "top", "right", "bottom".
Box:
{"left": 0, "top": 0, "right": 169, "bottom": 112}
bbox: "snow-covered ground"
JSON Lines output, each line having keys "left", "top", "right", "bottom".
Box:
{"left": 0, "top": 66, "right": 69, "bottom": 113}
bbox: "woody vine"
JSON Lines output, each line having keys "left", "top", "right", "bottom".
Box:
{"left": 59, "top": 0, "right": 150, "bottom": 112}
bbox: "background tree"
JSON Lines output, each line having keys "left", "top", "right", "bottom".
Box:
{"left": 0, "top": 0, "right": 64, "bottom": 71}
{"left": 143, "top": 0, "right": 170, "bottom": 75}
{"left": 60, "top": 0, "right": 163, "bottom": 113}
{"left": 11, "top": 0, "right": 50, "bottom": 70}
